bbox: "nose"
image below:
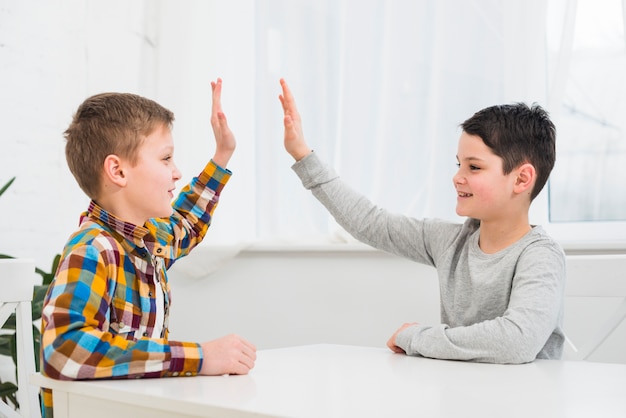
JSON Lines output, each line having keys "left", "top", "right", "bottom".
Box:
{"left": 172, "top": 163, "right": 182, "bottom": 181}
{"left": 452, "top": 169, "right": 464, "bottom": 186}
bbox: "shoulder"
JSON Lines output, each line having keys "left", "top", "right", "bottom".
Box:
{"left": 513, "top": 227, "right": 566, "bottom": 276}
{"left": 521, "top": 226, "right": 565, "bottom": 259}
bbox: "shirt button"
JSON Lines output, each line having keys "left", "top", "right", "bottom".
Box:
{"left": 119, "top": 322, "right": 125, "bottom": 329}
{"left": 156, "top": 248, "right": 162, "bottom": 253}
{"left": 143, "top": 332, "right": 149, "bottom": 337}
{"left": 149, "top": 292, "right": 153, "bottom": 297}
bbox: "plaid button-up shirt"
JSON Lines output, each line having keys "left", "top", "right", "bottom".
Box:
{"left": 40, "top": 160, "right": 231, "bottom": 417}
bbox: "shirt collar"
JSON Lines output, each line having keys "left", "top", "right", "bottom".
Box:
{"left": 82, "top": 200, "right": 153, "bottom": 250}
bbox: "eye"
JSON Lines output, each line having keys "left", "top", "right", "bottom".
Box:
{"left": 455, "top": 162, "right": 460, "bottom": 168}
{"left": 469, "top": 165, "right": 480, "bottom": 171}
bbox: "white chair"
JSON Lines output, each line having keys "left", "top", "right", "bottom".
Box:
{"left": 0, "top": 259, "right": 41, "bottom": 418}
{"left": 564, "top": 254, "right": 626, "bottom": 361}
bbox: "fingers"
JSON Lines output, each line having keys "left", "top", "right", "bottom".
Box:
{"left": 241, "top": 338, "right": 257, "bottom": 353}
{"left": 211, "top": 78, "right": 229, "bottom": 131}
{"left": 279, "top": 78, "right": 299, "bottom": 116}
{"left": 230, "top": 336, "right": 256, "bottom": 374}
{"left": 386, "top": 322, "right": 417, "bottom": 354}
{"left": 278, "top": 78, "right": 289, "bottom": 108}
{"left": 386, "top": 335, "right": 405, "bottom": 354}
{"left": 213, "top": 111, "right": 229, "bottom": 130}
{"left": 278, "top": 79, "right": 295, "bottom": 123}
{"left": 238, "top": 346, "right": 256, "bottom": 371}
{"left": 211, "top": 77, "right": 223, "bottom": 107}
{"left": 210, "top": 78, "right": 224, "bottom": 126}
{"left": 389, "top": 345, "right": 406, "bottom": 354}
{"left": 386, "top": 335, "right": 398, "bottom": 351}
{"left": 278, "top": 79, "right": 312, "bottom": 161}
{"left": 283, "top": 114, "right": 294, "bottom": 132}
{"left": 200, "top": 334, "right": 257, "bottom": 376}
{"left": 239, "top": 339, "right": 257, "bottom": 364}
{"left": 208, "top": 78, "right": 236, "bottom": 166}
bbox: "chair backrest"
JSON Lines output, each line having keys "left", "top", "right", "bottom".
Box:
{"left": 0, "top": 259, "right": 41, "bottom": 418}
{"left": 564, "top": 254, "right": 626, "bottom": 361}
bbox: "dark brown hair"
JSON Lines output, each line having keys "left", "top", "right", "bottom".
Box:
{"left": 461, "top": 103, "right": 556, "bottom": 201}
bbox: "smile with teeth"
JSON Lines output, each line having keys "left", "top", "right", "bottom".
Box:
{"left": 458, "top": 192, "right": 473, "bottom": 197}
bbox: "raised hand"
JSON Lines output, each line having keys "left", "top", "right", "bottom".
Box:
{"left": 278, "top": 79, "right": 312, "bottom": 161}
{"left": 210, "top": 78, "right": 236, "bottom": 168}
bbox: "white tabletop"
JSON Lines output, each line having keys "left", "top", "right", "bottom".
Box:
{"left": 32, "top": 344, "right": 626, "bottom": 418}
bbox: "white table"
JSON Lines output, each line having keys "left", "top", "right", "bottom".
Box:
{"left": 32, "top": 344, "right": 626, "bottom": 418}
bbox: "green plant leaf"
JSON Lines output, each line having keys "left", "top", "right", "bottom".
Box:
{"left": 1, "top": 312, "right": 16, "bottom": 331}
{"left": 33, "top": 324, "right": 42, "bottom": 372}
{"left": 0, "top": 334, "right": 13, "bottom": 357}
{"left": 0, "top": 381, "right": 18, "bottom": 394}
{"left": 32, "top": 284, "right": 49, "bottom": 318}
{"left": 0, "top": 380, "right": 19, "bottom": 409}
{"left": 9, "top": 333, "right": 17, "bottom": 369}
{"left": 0, "top": 176, "right": 16, "bottom": 198}
{"left": 0, "top": 332, "right": 19, "bottom": 369}
{"left": 37, "top": 254, "right": 60, "bottom": 286}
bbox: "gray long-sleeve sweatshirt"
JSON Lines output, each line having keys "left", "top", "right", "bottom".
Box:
{"left": 292, "top": 152, "right": 565, "bottom": 364}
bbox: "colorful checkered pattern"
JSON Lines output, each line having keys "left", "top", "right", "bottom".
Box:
{"left": 40, "top": 160, "right": 231, "bottom": 417}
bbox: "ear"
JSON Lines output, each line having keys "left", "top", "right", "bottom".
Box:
{"left": 513, "top": 163, "right": 535, "bottom": 196}
{"left": 103, "top": 154, "right": 127, "bottom": 187}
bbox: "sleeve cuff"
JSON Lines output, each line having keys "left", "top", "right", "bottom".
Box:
{"left": 165, "top": 341, "right": 203, "bottom": 377}
{"left": 197, "top": 160, "right": 232, "bottom": 194}
{"left": 291, "top": 151, "right": 338, "bottom": 189}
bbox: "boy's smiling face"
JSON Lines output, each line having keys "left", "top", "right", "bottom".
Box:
{"left": 453, "top": 132, "right": 519, "bottom": 221}
{"left": 123, "top": 123, "right": 182, "bottom": 225}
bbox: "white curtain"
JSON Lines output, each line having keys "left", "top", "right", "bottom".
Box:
{"left": 251, "top": 0, "right": 549, "bottom": 243}
{"left": 12, "top": 0, "right": 608, "bottom": 270}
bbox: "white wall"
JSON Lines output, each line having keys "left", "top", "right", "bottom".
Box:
{"left": 167, "top": 245, "right": 441, "bottom": 350}
{"left": 167, "top": 246, "right": 626, "bottom": 364}
{"left": 0, "top": 0, "right": 256, "bottom": 268}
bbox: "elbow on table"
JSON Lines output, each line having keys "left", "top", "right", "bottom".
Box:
{"left": 492, "top": 339, "right": 543, "bottom": 364}
{"left": 496, "top": 351, "right": 536, "bottom": 365}
{"left": 41, "top": 358, "right": 66, "bottom": 380}
{"left": 41, "top": 343, "right": 83, "bottom": 381}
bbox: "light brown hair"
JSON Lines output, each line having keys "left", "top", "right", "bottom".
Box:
{"left": 64, "top": 93, "right": 174, "bottom": 199}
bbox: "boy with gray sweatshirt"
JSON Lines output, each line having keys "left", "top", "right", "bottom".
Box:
{"left": 278, "top": 79, "right": 564, "bottom": 364}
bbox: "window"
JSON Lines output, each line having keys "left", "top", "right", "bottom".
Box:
{"left": 543, "top": 0, "right": 626, "bottom": 243}
{"left": 547, "top": 0, "right": 626, "bottom": 222}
